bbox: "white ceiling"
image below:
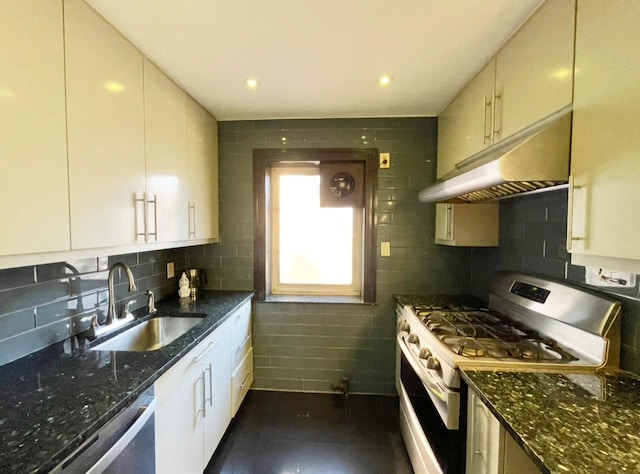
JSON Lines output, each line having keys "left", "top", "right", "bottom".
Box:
{"left": 85, "top": 0, "right": 544, "bottom": 121}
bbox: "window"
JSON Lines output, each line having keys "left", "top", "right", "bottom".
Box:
{"left": 271, "top": 166, "right": 362, "bottom": 296}
{"left": 253, "top": 149, "right": 377, "bottom": 303}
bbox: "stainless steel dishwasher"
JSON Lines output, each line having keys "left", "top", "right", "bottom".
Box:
{"left": 51, "top": 387, "right": 157, "bottom": 474}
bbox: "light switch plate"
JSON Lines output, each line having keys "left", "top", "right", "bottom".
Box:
{"left": 167, "top": 262, "right": 175, "bottom": 279}
{"left": 381, "top": 242, "right": 391, "bottom": 257}
{"left": 380, "top": 153, "right": 390, "bottom": 169}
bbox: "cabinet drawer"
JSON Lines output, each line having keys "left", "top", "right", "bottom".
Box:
{"left": 155, "top": 318, "right": 231, "bottom": 407}
{"left": 231, "top": 348, "right": 253, "bottom": 417}
{"left": 230, "top": 301, "right": 252, "bottom": 370}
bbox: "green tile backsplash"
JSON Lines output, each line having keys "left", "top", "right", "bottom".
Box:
{"left": 190, "top": 117, "right": 472, "bottom": 394}
{"left": 469, "top": 189, "right": 640, "bottom": 375}
{"left": 0, "top": 248, "right": 187, "bottom": 366}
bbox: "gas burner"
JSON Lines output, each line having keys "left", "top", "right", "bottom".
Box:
{"left": 438, "top": 335, "right": 578, "bottom": 362}
{"left": 441, "top": 337, "right": 511, "bottom": 358}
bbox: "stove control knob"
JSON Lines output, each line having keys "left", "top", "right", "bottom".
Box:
{"left": 418, "top": 349, "right": 432, "bottom": 360}
{"left": 426, "top": 357, "right": 441, "bottom": 371}
{"left": 408, "top": 334, "right": 419, "bottom": 344}
{"left": 399, "top": 320, "right": 410, "bottom": 333}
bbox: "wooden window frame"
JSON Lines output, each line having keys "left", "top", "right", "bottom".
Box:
{"left": 253, "top": 148, "right": 378, "bottom": 303}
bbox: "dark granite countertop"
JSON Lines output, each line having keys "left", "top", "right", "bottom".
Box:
{"left": 462, "top": 370, "right": 640, "bottom": 474}
{"left": 0, "top": 290, "right": 253, "bottom": 473}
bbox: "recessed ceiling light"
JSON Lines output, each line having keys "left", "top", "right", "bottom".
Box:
{"left": 104, "top": 81, "right": 125, "bottom": 93}
{"left": 378, "top": 75, "right": 393, "bottom": 86}
{"left": 244, "top": 78, "right": 259, "bottom": 89}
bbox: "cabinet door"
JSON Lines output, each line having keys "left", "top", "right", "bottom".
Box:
{"left": 143, "top": 58, "right": 189, "bottom": 243}
{"left": 202, "top": 325, "right": 232, "bottom": 465}
{"left": 437, "top": 60, "right": 495, "bottom": 178}
{"left": 1, "top": 0, "right": 69, "bottom": 256}
{"left": 231, "top": 302, "right": 252, "bottom": 370}
{"left": 64, "top": 0, "right": 146, "bottom": 249}
{"left": 232, "top": 348, "right": 254, "bottom": 417}
{"left": 495, "top": 0, "right": 575, "bottom": 141}
{"left": 155, "top": 362, "right": 205, "bottom": 474}
{"left": 187, "top": 97, "right": 220, "bottom": 241}
{"left": 569, "top": 0, "right": 640, "bottom": 270}
{"left": 435, "top": 204, "right": 499, "bottom": 247}
{"left": 466, "top": 391, "right": 502, "bottom": 474}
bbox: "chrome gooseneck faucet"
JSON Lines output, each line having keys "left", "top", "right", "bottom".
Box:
{"left": 106, "top": 262, "right": 137, "bottom": 325}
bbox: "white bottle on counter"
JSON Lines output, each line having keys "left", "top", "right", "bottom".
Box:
{"left": 178, "top": 272, "right": 191, "bottom": 298}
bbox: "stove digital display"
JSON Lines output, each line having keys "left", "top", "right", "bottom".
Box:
{"left": 510, "top": 281, "right": 550, "bottom": 304}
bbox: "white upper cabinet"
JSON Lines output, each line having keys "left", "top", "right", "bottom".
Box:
{"left": 435, "top": 203, "right": 499, "bottom": 247}
{"left": 187, "top": 97, "right": 220, "bottom": 241}
{"left": 437, "top": 0, "right": 576, "bottom": 179}
{"left": 437, "top": 60, "right": 496, "bottom": 179}
{"left": 64, "top": 0, "right": 146, "bottom": 250}
{"left": 0, "top": 0, "right": 70, "bottom": 256}
{"left": 143, "top": 59, "right": 190, "bottom": 243}
{"left": 568, "top": 0, "right": 640, "bottom": 272}
{"left": 494, "top": 0, "right": 575, "bottom": 141}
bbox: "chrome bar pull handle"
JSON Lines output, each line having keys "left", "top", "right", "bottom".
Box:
{"left": 492, "top": 88, "right": 502, "bottom": 139}
{"left": 193, "top": 339, "right": 220, "bottom": 363}
{"left": 204, "top": 364, "right": 213, "bottom": 408}
{"left": 143, "top": 193, "right": 149, "bottom": 242}
{"left": 236, "top": 335, "right": 251, "bottom": 353}
{"left": 188, "top": 202, "right": 196, "bottom": 238}
{"left": 482, "top": 95, "right": 492, "bottom": 144}
{"left": 566, "top": 175, "right": 585, "bottom": 251}
{"left": 240, "top": 372, "right": 252, "bottom": 390}
{"left": 134, "top": 193, "right": 147, "bottom": 241}
{"left": 201, "top": 373, "right": 207, "bottom": 418}
{"left": 147, "top": 194, "right": 158, "bottom": 241}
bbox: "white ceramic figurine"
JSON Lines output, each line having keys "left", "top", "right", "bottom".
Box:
{"left": 178, "top": 272, "right": 191, "bottom": 298}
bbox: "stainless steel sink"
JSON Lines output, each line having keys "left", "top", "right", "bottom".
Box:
{"left": 91, "top": 316, "right": 204, "bottom": 352}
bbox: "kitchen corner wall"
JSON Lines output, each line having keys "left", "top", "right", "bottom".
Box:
{"left": 469, "top": 189, "right": 640, "bottom": 375}
{"left": 0, "top": 249, "right": 186, "bottom": 366}
{"left": 188, "top": 117, "right": 471, "bottom": 394}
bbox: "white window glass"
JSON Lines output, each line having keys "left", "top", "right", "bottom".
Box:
{"left": 271, "top": 166, "right": 361, "bottom": 295}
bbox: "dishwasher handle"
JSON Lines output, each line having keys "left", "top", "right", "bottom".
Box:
{"left": 86, "top": 396, "right": 157, "bottom": 474}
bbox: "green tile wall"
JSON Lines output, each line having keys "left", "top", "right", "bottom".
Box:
{"left": 191, "top": 117, "right": 472, "bottom": 394}
{"left": 469, "top": 189, "right": 640, "bottom": 375}
{"left": 0, "top": 248, "right": 187, "bottom": 366}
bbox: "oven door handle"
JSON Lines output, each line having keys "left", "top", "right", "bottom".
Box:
{"left": 397, "top": 333, "right": 447, "bottom": 403}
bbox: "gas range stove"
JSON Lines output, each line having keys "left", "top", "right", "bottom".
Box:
{"left": 396, "top": 272, "right": 622, "bottom": 474}
{"left": 413, "top": 306, "right": 578, "bottom": 362}
{"left": 397, "top": 272, "right": 622, "bottom": 389}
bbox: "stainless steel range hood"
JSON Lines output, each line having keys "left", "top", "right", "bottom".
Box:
{"left": 419, "top": 106, "right": 572, "bottom": 203}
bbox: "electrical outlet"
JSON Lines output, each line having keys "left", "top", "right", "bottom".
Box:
{"left": 585, "top": 267, "right": 635, "bottom": 287}
{"left": 380, "top": 153, "right": 390, "bottom": 169}
{"left": 167, "top": 262, "right": 175, "bottom": 279}
{"left": 381, "top": 242, "right": 391, "bottom": 257}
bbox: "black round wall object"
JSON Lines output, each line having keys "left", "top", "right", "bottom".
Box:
{"left": 329, "top": 172, "right": 356, "bottom": 197}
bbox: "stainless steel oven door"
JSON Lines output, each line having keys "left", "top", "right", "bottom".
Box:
{"left": 397, "top": 335, "right": 466, "bottom": 474}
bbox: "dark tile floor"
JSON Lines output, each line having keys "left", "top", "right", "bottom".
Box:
{"left": 205, "top": 390, "right": 413, "bottom": 474}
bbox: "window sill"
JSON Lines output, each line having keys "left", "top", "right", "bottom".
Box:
{"left": 262, "top": 295, "right": 375, "bottom": 305}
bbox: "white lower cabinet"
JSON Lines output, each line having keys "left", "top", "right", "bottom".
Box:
{"left": 155, "top": 318, "right": 232, "bottom": 474}
{"left": 230, "top": 301, "right": 254, "bottom": 417}
{"left": 466, "top": 390, "right": 540, "bottom": 474}
{"left": 232, "top": 348, "right": 254, "bottom": 417}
